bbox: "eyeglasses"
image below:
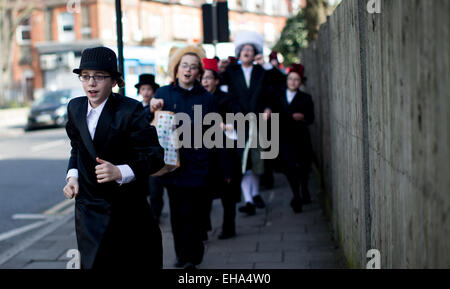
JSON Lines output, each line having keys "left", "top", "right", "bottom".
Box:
{"left": 180, "top": 63, "right": 199, "bottom": 71}
{"left": 202, "top": 76, "right": 215, "bottom": 81}
{"left": 79, "top": 74, "right": 111, "bottom": 82}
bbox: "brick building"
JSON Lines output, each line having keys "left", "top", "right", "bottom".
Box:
{"left": 12, "top": 0, "right": 305, "bottom": 100}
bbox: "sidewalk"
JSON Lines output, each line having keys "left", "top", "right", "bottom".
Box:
{"left": 0, "top": 171, "right": 346, "bottom": 269}
{"left": 0, "top": 108, "right": 28, "bottom": 138}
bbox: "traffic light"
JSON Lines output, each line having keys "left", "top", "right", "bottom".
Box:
{"left": 202, "top": 2, "right": 230, "bottom": 44}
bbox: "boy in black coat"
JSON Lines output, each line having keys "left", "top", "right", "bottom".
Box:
{"left": 63, "top": 47, "right": 165, "bottom": 269}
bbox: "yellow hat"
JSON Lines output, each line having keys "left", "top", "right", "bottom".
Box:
{"left": 167, "top": 45, "right": 206, "bottom": 82}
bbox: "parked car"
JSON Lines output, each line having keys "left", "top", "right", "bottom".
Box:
{"left": 25, "top": 88, "right": 84, "bottom": 131}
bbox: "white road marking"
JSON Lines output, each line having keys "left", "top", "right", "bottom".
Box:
{"left": 0, "top": 220, "right": 52, "bottom": 242}
{"left": 30, "top": 140, "right": 66, "bottom": 152}
{"left": 12, "top": 214, "right": 61, "bottom": 220}
{"left": 0, "top": 213, "right": 73, "bottom": 266}
{"left": 59, "top": 205, "right": 74, "bottom": 216}
{"left": 0, "top": 199, "right": 74, "bottom": 243}
{"left": 43, "top": 199, "right": 74, "bottom": 215}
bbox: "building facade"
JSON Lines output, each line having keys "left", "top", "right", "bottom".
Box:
{"left": 12, "top": 0, "right": 305, "bottom": 100}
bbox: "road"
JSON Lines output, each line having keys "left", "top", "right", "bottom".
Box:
{"left": 0, "top": 126, "right": 72, "bottom": 256}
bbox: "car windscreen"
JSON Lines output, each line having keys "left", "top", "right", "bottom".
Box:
{"left": 34, "top": 90, "right": 71, "bottom": 106}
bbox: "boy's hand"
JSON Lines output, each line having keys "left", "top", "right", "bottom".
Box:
{"left": 150, "top": 98, "right": 164, "bottom": 112}
{"left": 255, "top": 54, "right": 265, "bottom": 65}
{"left": 95, "top": 157, "right": 122, "bottom": 183}
{"left": 263, "top": 108, "right": 272, "bottom": 120}
{"left": 292, "top": 113, "right": 305, "bottom": 121}
{"left": 63, "top": 177, "right": 79, "bottom": 199}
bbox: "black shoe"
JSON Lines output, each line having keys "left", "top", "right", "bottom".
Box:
{"left": 290, "top": 198, "right": 303, "bottom": 213}
{"left": 238, "top": 202, "right": 256, "bottom": 215}
{"left": 183, "top": 262, "right": 197, "bottom": 270}
{"left": 218, "top": 231, "right": 236, "bottom": 240}
{"left": 174, "top": 259, "right": 185, "bottom": 268}
{"left": 253, "top": 195, "right": 266, "bottom": 209}
{"left": 260, "top": 183, "right": 274, "bottom": 191}
{"left": 201, "top": 231, "right": 208, "bottom": 241}
{"left": 302, "top": 190, "right": 312, "bottom": 204}
{"left": 302, "top": 196, "right": 311, "bottom": 205}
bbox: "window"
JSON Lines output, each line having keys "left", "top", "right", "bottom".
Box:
{"left": 264, "top": 0, "right": 273, "bottom": 15}
{"left": 264, "top": 22, "right": 275, "bottom": 42}
{"left": 81, "top": 5, "right": 91, "bottom": 39}
{"left": 16, "top": 18, "right": 31, "bottom": 45}
{"left": 228, "top": 0, "right": 237, "bottom": 10}
{"left": 149, "top": 15, "right": 162, "bottom": 38}
{"left": 58, "top": 12, "right": 75, "bottom": 42}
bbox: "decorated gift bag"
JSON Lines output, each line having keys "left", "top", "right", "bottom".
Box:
{"left": 151, "top": 110, "right": 180, "bottom": 176}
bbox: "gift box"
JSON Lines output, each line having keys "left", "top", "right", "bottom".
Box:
{"left": 151, "top": 110, "right": 180, "bottom": 176}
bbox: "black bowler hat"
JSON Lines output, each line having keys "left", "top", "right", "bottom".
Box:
{"left": 73, "top": 46, "right": 122, "bottom": 77}
{"left": 135, "top": 74, "right": 160, "bottom": 91}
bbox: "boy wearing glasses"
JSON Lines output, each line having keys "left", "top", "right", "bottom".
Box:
{"left": 150, "top": 45, "right": 218, "bottom": 269}
{"left": 63, "top": 47, "right": 165, "bottom": 269}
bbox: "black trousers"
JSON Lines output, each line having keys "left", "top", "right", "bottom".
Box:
{"left": 284, "top": 163, "right": 311, "bottom": 202}
{"left": 91, "top": 210, "right": 163, "bottom": 269}
{"left": 166, "top": 186, "right": 206, "bottom": 265}
{"left": 148, "top": 176, "right": 164, "bottom": 220}
{"left": 220, "top": 189, "right": 237, "bottom": 234}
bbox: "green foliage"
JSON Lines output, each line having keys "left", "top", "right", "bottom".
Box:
{"left": 273, "top": 11, "right": 308, "bottom": 67}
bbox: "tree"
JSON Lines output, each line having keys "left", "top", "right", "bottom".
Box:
{"left": 0, "top": 0, "right": 35, "bottom": 107}
{"left": 304, "top": 0, "right": 329, "bottom": 42}
{"left": 274, "top": 0, "right": 331, "bottom": 66}
{"left": 273, "top": 10, "right": 308, "bottom": 67}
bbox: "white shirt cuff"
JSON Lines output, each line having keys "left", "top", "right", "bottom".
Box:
{"left": 116, "top": 165, "right": 136, "bottom": 185}
{"left": 262, "top": 62, "right": 274, "bottom": 71}
{"left": 220, "top": 85, "right": 229, "bottom": 93}
{"left": 66, "top": 169, "right": 78, "bottom": 182}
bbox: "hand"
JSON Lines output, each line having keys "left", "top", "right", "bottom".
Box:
{"left": 263, "top": 108, "right": 272, "bottom": 121}
{"left": 63, "top": 177, "right": 79, "bottom": 199}
{"left": 292, "top": 113, "right": 305, "bottom": 121}
{"left": 95, "top": 157, "right": 122, "bottom": 183}
{"left": 221, "top": 123, "right": 233, "bottom": 131}
{"left": 150, "top": 98, "right": 164, "bottom": 112}
{"left": 255, "top": 54, "right": 265, "bottom": 65}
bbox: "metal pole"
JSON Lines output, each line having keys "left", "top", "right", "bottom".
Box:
{"left": 212, "top": 2, "right": 218, "bottom": 57}
{"left": 115, "top": 0, "right": 125, "bottom": 96}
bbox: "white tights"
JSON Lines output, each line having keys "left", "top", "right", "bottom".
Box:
{"left": 241, "top": 170, "right": 260, "bottom": 204}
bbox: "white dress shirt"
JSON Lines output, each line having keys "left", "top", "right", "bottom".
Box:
{"left": 66, "top": 98, "right": 135, "bottom": 185}
{"left": 241, "top": 65, "right": 253, "bottom": 88}
{"left": 286, "top": 89, "right": 296, "bottom": 105}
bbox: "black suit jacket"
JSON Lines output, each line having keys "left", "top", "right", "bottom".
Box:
{"left": 270, "top": 87, "right": 315, "bottom": 170}
{"left": 221, "top": 64, "right": 271, "bottom": 114}
{"left": 66, "top": 92, "right": 165, "bottom": 269}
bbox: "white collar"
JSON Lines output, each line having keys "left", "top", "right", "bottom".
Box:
{"left": 87, "top": 97, "right": 108, "bottom": 116}
{"left": 241, "top": 65, "right": 253, "bottom": 71}
{"left": 286, "top": 89, "right": 297, "bottom": 104}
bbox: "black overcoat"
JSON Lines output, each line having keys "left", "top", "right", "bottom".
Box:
{"left": 66, "top": 92, "right": 165, "bottom": 269}
{"left": 221, "top": 64, "right": 273, "bottom": 174}
{"left": 270, "top": 87, "right": 315, "bottom": 172}
{"left": 207, "top": 89, "right": 242, "bottom": 202}
{"left": 153, "top": 81, "right": 218, "bottom": 188}
{"left": 221, "top": 63, "right": 271, "bottom": 115}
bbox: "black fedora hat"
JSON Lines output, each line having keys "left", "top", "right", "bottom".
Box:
{"left": 73, "top": 46, "right": 122, "bottom": 77}
{"left": 135, "top": 74, "right": 160, "bottom": 90}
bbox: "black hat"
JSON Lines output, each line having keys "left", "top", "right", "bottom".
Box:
{"left": 73, "top": 46, "right": 122, "bottom": 77}
{"left": 135, "top": 74, "right": 160, "bottom": 90}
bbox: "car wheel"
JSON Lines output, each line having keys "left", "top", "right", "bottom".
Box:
{"left": 55, "top": 116, "right": 66, "bottom": 127}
